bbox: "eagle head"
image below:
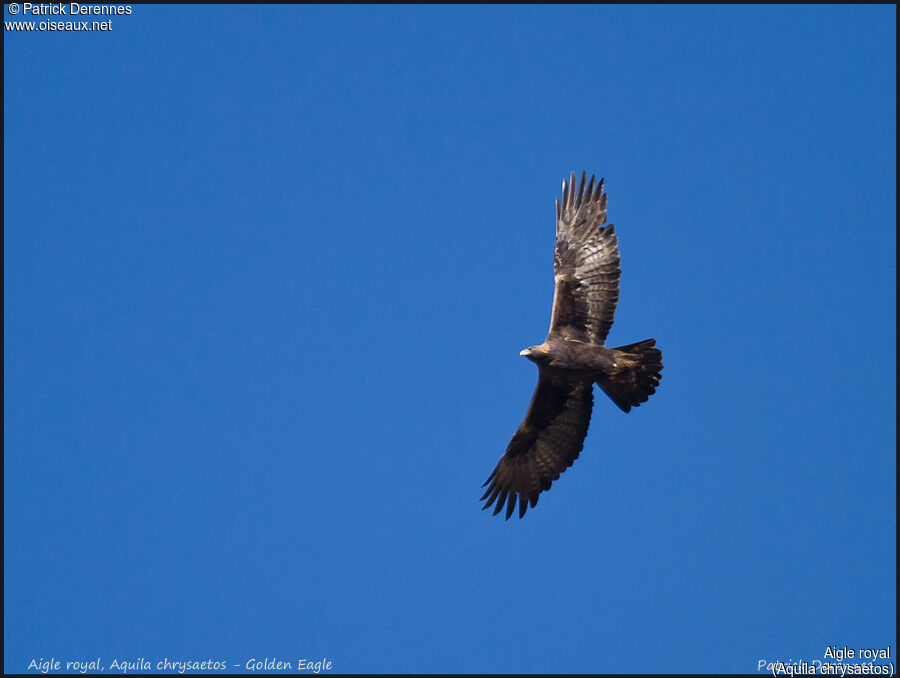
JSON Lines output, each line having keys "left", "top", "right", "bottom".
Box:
{"left": 519, "top": 343, "right": 550, "bottom": 363}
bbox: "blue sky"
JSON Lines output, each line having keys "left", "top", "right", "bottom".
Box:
{"left": 4, "top": 5, "right": 895, "bottom": 674}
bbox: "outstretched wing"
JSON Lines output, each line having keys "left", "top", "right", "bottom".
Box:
{"left": 481, "top": 369, "right": 593, "bottom": 519}
{"left": 548, "top": 172, "right": 621, "bottom": 345}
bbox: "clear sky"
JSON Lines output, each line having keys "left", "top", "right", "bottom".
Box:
{"left": 4, "top": 5, "right": 896, "bottom": 675}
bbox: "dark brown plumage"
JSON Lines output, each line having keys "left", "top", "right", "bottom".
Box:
{"left": 481, "top": 172, "right": 663, "bottom": 519}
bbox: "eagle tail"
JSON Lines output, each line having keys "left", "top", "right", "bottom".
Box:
{"left": 598, "top": 339, "right": 662, "bottom": 413}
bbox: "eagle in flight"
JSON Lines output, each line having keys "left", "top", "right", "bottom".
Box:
{"left": 481, "top": 172, "right": 663, "bottom": 519}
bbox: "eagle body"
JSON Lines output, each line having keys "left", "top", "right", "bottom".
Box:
{"left": 481, "top": 173, "right": 663, "bottom": 520}
{"left": 521, "top": 338, "right": 620, "bottom": 374}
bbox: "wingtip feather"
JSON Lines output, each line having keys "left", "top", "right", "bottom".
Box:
{"left": 505, "top": 492, "right": 516, "bottom": 520}
{"left": 492, "top": 489, "right": 508, "bottom": 516}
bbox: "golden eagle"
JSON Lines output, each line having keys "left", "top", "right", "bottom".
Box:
{"left": 481, "top": 172, "right": 663, "bottom": 519}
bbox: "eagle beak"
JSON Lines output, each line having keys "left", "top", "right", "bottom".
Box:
{"left": 519, "top": 348, "right": 531, "bottom": 357}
